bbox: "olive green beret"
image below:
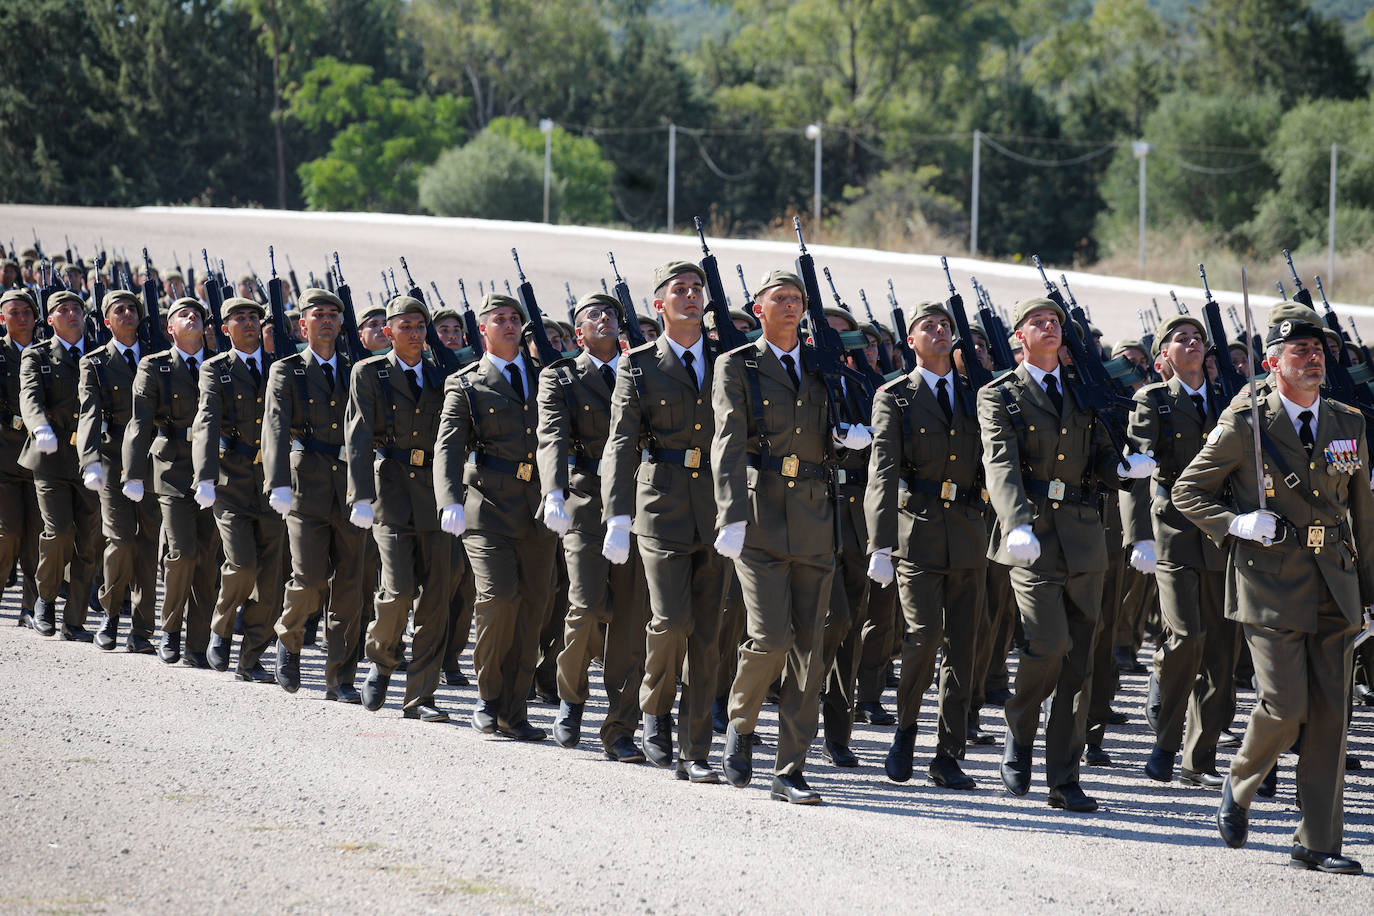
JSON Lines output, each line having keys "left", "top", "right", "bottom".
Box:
{"left": 101, "top": 289, "right": 142, "bottom": 317}
{"left": 733, "top": 308, "right": 758, "bottom": 331}
{"left": 822, "top": 305, "right": 858, "bottom": 331}
{"left": 572, "top": 292, "right": 621, "bottom": 322}
{"left": 1151, "top": 315, "right": 1208, "bottom": 357}
{"left": 162, "top": 270, "right": 183, "bottom": 283}
{"left": 555, "top": 320, "right": 575, "bottom": 340}
{"left": 1323, "top": 326, "right": 1341, "bottom": 344}
{"left": 904, "top": 300, "right": 954, "bottom": 333}
{"left": 1228, "top": 340, "right": 1249, "bottom": 352}
{"left": 359, "top": 302, "right": 386, "bottom": 323}
{"left": 753, "top": 269, "right": 806, "bottom": 303}
{"left": 0, "top": 288, "right": 38, "bottom": 315}
{"left": 168, "top": 297, "right": 208, "bottom": 322}
{"left": 237, "top": 274, "right": 255, "bottom": 287}
{"left": 968, "top": 324, "right": 989, "bottom": 345}
{"left": 1011, "top": 296, "right": 1066, "bottom": 329}
{"left": 431, "top": 307, "right": 460, "bottom": 324}
{"left": 652, "top": 260, "right": 706, "bottom": 293}
{"left": 1111, "top": 339, "right": 1145, "bottom": 359}
{"left": 0, "top": 257, "right": 18, "bottom": 270}
{"left": 477, "top": 293, "right": 524, "bottom": 321}
{"left": 1266, "top": 301, "right": 1321, "bottom": 329}
{"left": 297, "top": 287, "right": 343, "bottom": 313}
{"left": 222, "top": 296, "right": 266, "bottom": 319}
{"left": 46, "top": 290, "right": 83, "bottom": 311}
{"left": 386, "top": 295, "right": 431, "bottom": 323}
{"left": 1090, "top": 325, "right": 1104, "bottom": 338}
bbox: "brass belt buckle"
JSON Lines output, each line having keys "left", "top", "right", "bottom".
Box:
{"left": 684, "top": 447, "right": 701, "bottom": 469}
{"left": 940, "top": 480, "right": 958, "bottom": 501}
{"left": 1047, "top": 479, "right": 1066, "bottom": 500}
{"left": 1307, "top": 525, "right": 1326, "bottom": 548}
{"left": 409, "top": 449, "right": 425, "bottom": 467}
{"left": 516, "top": 462, "right": 534, "bottom": 482}
{"left": 781, "top": 455, "right": 800, "bottom": 478}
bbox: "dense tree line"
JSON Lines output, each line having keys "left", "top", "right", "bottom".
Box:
{"left": 1, "top": 0, "right": 1370, "bottom": 264}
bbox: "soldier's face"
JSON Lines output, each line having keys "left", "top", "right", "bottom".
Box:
{"left": 223, "top": 307, "right": 262, "bottom": 352}
{"left": 576, "top": 303, "right": 620, "bottom": 349}
{"left": 546, "top": 327, "right": 565, "bottom": 351}
{"left": 105, "top": 299, "right": 141, "bottom": 340}
{"left": 732, "top": 318, "right": 753, "bottom": 334}
{"left": 168, "top": 307, "right": 204, "bottom": 350}
{"left": 48, "top": 300, "right": 85, "bottom": 339}
{"left": 908, "top": 314, "right": 952, "bottom": 361}
{"left": 479, "top": 306, "right": 522, "bottom": 354}
{"left": 1162, "top": 325, "right": 1204, "bottom": 374}
{"left": 655, "top": 274, "right": 704, "bottom": 325}
{"left": 753, "top": 283, "right": 804, "bottom": 333}
{"left": 0, "top": 301, "right": 35, "bottom": 342}
{"left": 1016, "top": 309, "right": 1061, "bottom": 358}
{"left": 359, "top": 315, "right": 387, "bottom": 351}
{"left": 385, "top": 313, "right": 428, "bottom": 362}
{"left": 435, "top": 318, "right": 463, "bottom": 350}
{"left": 640, "top": 321, "right": 659, "bottom": 342}
{"left": 1121, "top": 347, "right": 1148, "bottom": 370}
{"left": 301, "top": 304, "right": 341, "bottom": 348}
{"left": 1266, "top": 336, "right": 1325, "bottom": 395}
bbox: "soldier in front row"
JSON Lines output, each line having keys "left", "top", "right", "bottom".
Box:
{"left": 0, "top": 290, "right": 40, "bottom": 628}
{"left": 1178, "top": 311, "right": 1372, "bottom": 876}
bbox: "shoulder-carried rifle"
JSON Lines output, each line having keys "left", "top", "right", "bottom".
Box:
{"left": 608, "top": 252, "right": 646, "bottom": 348}
{"left": 1199, "top": 263, "right": 1244, "bottom": 401}
{"left": 399, "top": 256, "right": 458, "bottom": 373}
{"left": 331, "top": 253, "right": 371, "bottom": 364}
{"left": 886, "top": 280, "right": 917, "bottom": 372}
{"left": 511, "top": 249, "right": 561, "bottom": 369}
{"left": 793, "top": 218, "right": 870, "bottom": 428}
{"left": 941, "top": 257, "right": 991, "bottom": 407}
{"left": 139, "top": 248, "right": 171, "bottom": 354}
{"left": 693, "top": 217, "right": 748, "bottom": 357}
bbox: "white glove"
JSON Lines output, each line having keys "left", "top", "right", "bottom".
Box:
{"left": 440, "top": 503, "right": 466, "bottom": 537}
{"left": 1129, "top": 540, "right": 1157, "bottom": 574}
{"left": 121, "top": 479, "right": 144, "bottom": 503}
{"left": 82, "top": 463, "right": 106, "bottom": 491}
{"left": 602, "top": 515, "right": 631, "bottom": 565}
{"left": 193, "top": 480, "right": 216, "bottom": 509}
{"left": 1229, "top": 510, "right": 1278, "bottom": 545}
{"left": 1118, "top": 452, "right": 1156, "bottom": 480}
{"left": 832, "top": 424, "right": 873, "bottom": 451}
{"left": 33, "top": 425, "right": 58, "bottom": 455}
{"left": 1356, "top": 609, "right": 1374, "bottom": 650}
{"left": 268, "top": 486, "right": 292, "bottom": 518}
{"left": 541, "top": 491, "right": 571, "bottom": 537}
{"left": 349, "top": 500, "right": 374, "bottom": 529}
{"left": 713, "top": 520, "right": 746, "bottom": 559}
{"left": 1005, "top": 524, "right": 1041, "bottom": 564}
{"left": 867, "top": 547, "right": 894, "bottom": 587}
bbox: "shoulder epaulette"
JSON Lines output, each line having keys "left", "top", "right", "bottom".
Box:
{"left": 1328, "top": 399, "right": 1362, "bottom": 416}
{"left": 876, "top": 374, "right": 912, "bottom": 395}
{"left": 356, "top": 353, "right": 390, "bottom": 372}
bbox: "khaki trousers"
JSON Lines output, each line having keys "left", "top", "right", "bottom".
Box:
{"left": 34, "top": 477, "right": 101, "bottom": 627}
{"left": 368, "top": 525, "right": 453, "bottom": 711}
{"left": 0, "top": 476, "right": 40, "bottom": 614}
{"left": 275, "top": 512, "right": 365, "bottom": 688}
{"left": 158, "top": 494, "right": 220, "bottom": 652}
{"left": 210, "top": 505, "right": 285, "bottom": 670}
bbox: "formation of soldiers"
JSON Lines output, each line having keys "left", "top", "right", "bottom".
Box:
{"left": 2, "top": 237, "right": 1372, "bottom": 876}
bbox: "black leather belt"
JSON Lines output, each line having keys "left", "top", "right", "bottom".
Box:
{"left": 1025, "top": 477, "right": 1096, "bottom": 506}
{"left": 648, "top": 446, "right": 707, "bottom": 469}
{"left": 905, "top": 476, "right": 988, "bottom": 508}
{"left": 292, "top": 438, "right": 345, "bottom": 460}
{"left": 569, "top": 455, "right": 601, "bottom": 476}
{"left": 833, "top": 467, "right": 867, "bottom": 487}
{"left": 377, "top": 446, "right": 431, "bottom": 468}
{"left": 472, "top": 451, "right": 535, "bottom": 482}
{"left": 159, "top": 425, "right": 191, "bottom": 442}
{"left": 1280, "top": 520, "right": 1345, "bottom": 550}
{"left": 747, "top": 453, "right": 827, "bottom": 481}
{"left": 219, "top": 437, "right": 261, "bottom": 462}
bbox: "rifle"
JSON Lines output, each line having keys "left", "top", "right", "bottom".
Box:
{"left": 608, "top": 252, "right": 647, "bottom": 348}
{"left": 1138, "top": 310, "right": 1155, "bottom": 359}
{"left": 858, "top": 288, "right": 895, "bottom": 376}
{"left": 511, "top": 249, "right": 562, "bottom": 369}
{"left": 457, "top": 279, "right": 484, "bottom": 358}
{"left": 972, "top": 278, "right": 1013, "bottom": 370}
{"left": 691, "top": 217, "right": 748, "bottom": 357}
{"left": 380, "top": 271, "right": 394, "bottom": 300}
{"left": 1319, "top": 276, "right": 1372, "bottom": 365}
{"left": 886, "top": 280, "right": 917, "bottom": 372}
{"left": 331, "top": 253, "right": 371, "bottom": 364}
{"left": 822, "top": 266, "right": 885, "bottom": 392}
{"left": 793, "top": 218, "right": 870, "bottom": 428}
{"left": 1169, "top": 290, "right": 1187, "bottom": 315}
{"left": 285, "top": 254, "right": 301, "bottom": 303}
{"left": 940, "top": 258, "right": 992, "bottom": 408}
{"left": 201, "top": 249, "right": 231, "bottom": 352}
{"left": 64, "top": 235, "right": 73, "bottom": 267}
{"left": 1031, "top": 255, "right": 1131, "bottom": 464}
{"left": 31, "top": 229, "right": 43, "bottom": 260}
{"left": 1282, "top": 249, "right": 1314, "bottom": 308}
{"left": 428, "top": 281, "right": 479, "bottom": 368}
{"left": 87, "top": 254, "right": 109, "bottom": 348}
{"left": 1275, "top": 280, "right": 1287, "bottom": 301}
{"left": 735, "top": 265, "right": 753, "bottom": 310}
{"left": 139, "top": 248, "right": 171, "bottom": 354}
{"left": 266, "top": 247, "right": 295, "bottom": 356}
{"left": 1195, "top": 263, "right": 1245, "bottom": 400}
{"left": 399, "top": 256, "right": 458, "bottom": 373}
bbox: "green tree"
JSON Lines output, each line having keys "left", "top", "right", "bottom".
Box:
{"left": 288, "top": 57, "right": 469, "bottom": 212}
{"left": 417, "top": 130, "right": 557, "bottom": 221}
{"left": 485, "top": 118, "right": 614, "bottom": 223}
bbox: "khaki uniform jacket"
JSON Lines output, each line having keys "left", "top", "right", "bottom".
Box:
{"left": 76, "top": 340, "right": 140, "bottom": 477}
{"left": 1173, "top": 387, "right": 1374, "bottom": 631}
{"left": 434, "top": 354, "right": 541, "bottom": 537}
{"left": 602, "top": 336, "right": 717, "bottom": 546}
{"left": 262, "top": 350, "right": 351, "bottom": 519}
{"left": 0, "top": 339, "right": 32, "bottom": 482}
{"left": 192, "top": 350, "right": 272, "bottom": 513}
{"left": 123, "top": 350, "right": 203, "bottom": 496}
{"left": 866, "top": 369, "right": 988, "bottom": 571}
{"left": 19, "top": 337, "right": 88, "bottom": 480}
{"left": 345, "top": 352, "right": 446, "bottom": 532}
{"left": 1122, "top": 378, "right": 1226, "bottom": 571}
{"left": 711, "top": 338, "right": 834, "bottom": 557}
{"left": 536, "top": 351, "right": 614, "bottom": 534}
{"left": 978, "top": 363, "right": 1123, "bottom": 573}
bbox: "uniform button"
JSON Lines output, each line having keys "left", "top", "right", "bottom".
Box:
{"left": 763, "top": 399, "right": 770, "bottom": 406}
{"left": 691, "top": 471, "right": 699, "bottom": 479}
{"left": 256, "top": 397, "right": 262, "bottom": 404}
{"left": 919, "top": 428, "right": 926, "bottom": 434}
{"left": 1309, "top": 462, "right": 1316, "bottom": 470}
{"left": 331, "top": 464, "right": 337, "bottom": 471}
{"left": 489, "top": 408, "right": 495, "bottom": 413}
{"left": 1176, "top": 433, "right": 1181, "bottom": 438}
{"left": 1051, "top": 502, "right": 1060, "bottom": 509}
{"left": 173, "top": 394, "right": 178, "bottom": 399}
{"left": 694, "top": 423, "right": 701, "bottom": 430}
{"left": 527, "top": 452, "right": 533, "bottom": 458}
{"left": 1028, "top": 425, "right": 1035, "bottom": 431}
{"left": 949, "top": 429, "right": 955, "bottom": 436}
{"left": 1061, "top": 427, "right": 1068, "bottom": 435}
{"left": 660, "top": 399, "right": 667, "bottom": 405}
{"left": 1313, "top": 489, "right": 1319, "bottom": 496}
{"left": 795, "top": 427, "right": 802, "bottom": 434}
{"left": 1247, "top": 560, "right": 1253, "bottom": 566}
{"left": 236, "top": 394, "right": 242, "bottom": 400}
{"left": 409, "top": 471, "right": 415, "bottom": 479}
{"left": 526, "top": 428, "right": 532, "bottom": 434}
{"left": 331, "top": 423, "right": 337, "bottom": 429}
{"left": 696, "top": 399, "right": 702, "bottom": 405}
{"left": 787, "top": 481, "right": 795, "bottom": 488}
{"left": 584, "top": 405, "right": 590, "bottom": 411}
{"left": 949, "top": 455, "right": 957, "bottom": 461}
{"left": 1057, "top": 454, "right": 1065, "bottom": 461}
{"left": 943, "top": 501, "right": 950, "bottom": 508}
{"left": 849, "top": 496, "right": 855, "bottom": 503}
{"left": 795, "top": 399, "right": 802, "bottom": 407}
{"left": 329, "top": 401, "right": 336, "bottom": 407}
{"left": 1314, "top": 547, "right": 1321, "bottom": 555}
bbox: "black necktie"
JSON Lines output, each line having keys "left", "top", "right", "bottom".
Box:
{"left": 506, "top": 364, "right": 525, "bottom": 402}
{"left": 682, "top": 350, "right": 699, "bottom": 392}
{"left": 1299, "top": 409, "right": 1315, "bottom": 456}
{"left": 321, "top": 361, "right": 335, "bottom": 392}
{"left": 406, "top": 368, "right": 421, "bottom": 400}
{"left": 780, "top": 353, "right": 800, "bottom": 390}
{"left": 186, "top": 356, "right": 198, "bottom": 375}
{"left": 1043, "top": 373, "right": 1063, "bottom": 413}
{"left": 67, "top": 344, "right": 81, "bottom": 362}
{"left": 123, "top": 349, "right": 137, "bottom": 374}
{"left": 1190, "top": 394, "right": 1206, "bottom": 420}
{"left": 599, "top": 365, "right": 615, "bottom": 392}
{"left": 936, "top": 377, "right": 953, "bottom": 423}
{"left": 247, "top": 356, "right": 261, "bottom": 388}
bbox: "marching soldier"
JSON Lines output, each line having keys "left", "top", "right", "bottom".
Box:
{"left": 866, "top": 299, "right": 987, "bottom": 790}
{"left": 1123, "top": 315, "right": 1233, "bottom": 786}
{"left": 191, "top": 296, "right": 284, "bottom": 681}
{"left": 434, "top": 293, "right": 554, "bottom": 740}
{"left": 122, "top": 298, "right": 221, "bottom": 667}
{"left": 712, "top": 269, "right": 870, "bottom": 804}
{"left": 601, "top": 261, "right": 729, "bottom": 779}
{"left": 1177, "top": 310, "right": 1371, "bottom": 875}
{"left": 76, "top": 289, "right": 158, "bottom": 653}
{"left": 18, "top": 289, "right": 104, "bottom": 641}
{"left": 0, "top": 289, "right": 40, "bottom": 625}
{"left": 265, "top": 288, "right": 364, "bottom": 700}
{"left": 537, "top": 292, "right": 650, "bottom": 761}
{"left": 345, "top": 295, "right": 452, "bottom": 721}
{"left": 978, "top": 297, "right": 1154, "bottom": 813}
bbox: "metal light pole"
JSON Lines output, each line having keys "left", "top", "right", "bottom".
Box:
{"left": 805, "top": 122, "right": 822, "bottom": 227}
{"left": 539, "top": 118, "right": 554, "bottom": 224}
{"left": 1132, "top": 140, "right": 1152, "bottom": 275}
{"left": 970, "top": 129, "right": 982, "bottom": 257}
{"left": 1328, "top": 143, "right": 1338, "bottom": 291}
{"left": 667, "top": 123, "right": 677, "bottom": 233}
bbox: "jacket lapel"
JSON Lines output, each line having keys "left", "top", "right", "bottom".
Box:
{"left": 1016, "top": 363, "right": 1060, "bottom": 421}
{"left": 755, "top": 338, "right": 795, "bottom": 390}
{"left": 1263, "top": 389, "right": 1310, "bottom": 484}
{"left": 657, "top": 336, "right": 699, "bottom": 392}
